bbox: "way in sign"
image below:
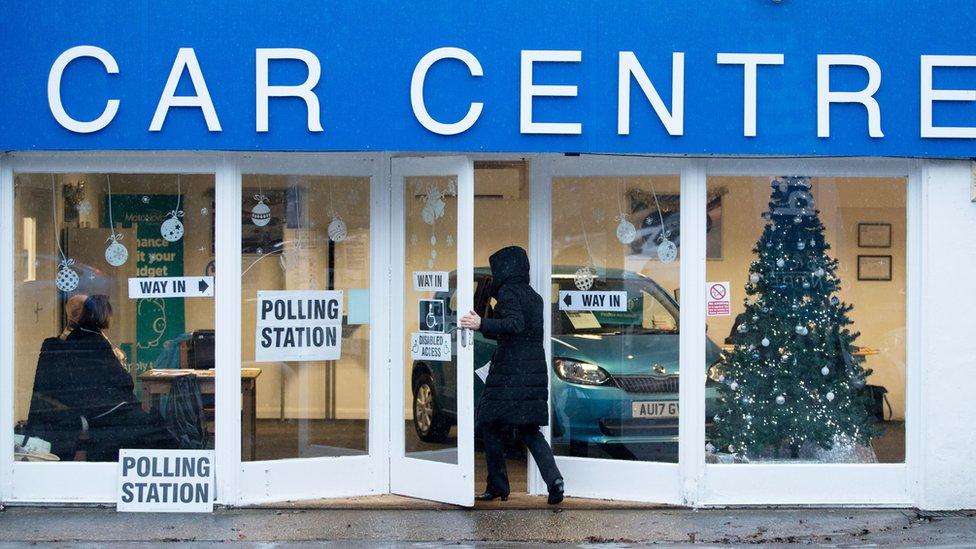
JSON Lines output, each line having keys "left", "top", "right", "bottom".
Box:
{"left": 558, "top": 290, "right": 628, "bottom": 312}
{"left": 128, "top": 276, "right": 214, "bottom": 299}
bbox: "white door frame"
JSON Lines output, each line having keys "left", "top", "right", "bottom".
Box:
{"left": 389, "top": 156, "right": 476, "bottom": 507}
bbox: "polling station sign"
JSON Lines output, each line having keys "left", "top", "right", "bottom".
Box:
{"left": 255, "top": 290, "right": 343, "bottom": 362}
{"left": 117, "top": 449, "right": 215, "bottom": 513}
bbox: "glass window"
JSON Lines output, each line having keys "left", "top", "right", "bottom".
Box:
{"left": 705, "top": 176, "right": 906, "bottom": 464}
{"left": 241, "top": 175, "right": 371, "bottom": 461}
{"left": 550, "top": 175, "right": 681, "bottom": 463}
{"left": 13, "top": 173, "right": 216, "bottom": 462}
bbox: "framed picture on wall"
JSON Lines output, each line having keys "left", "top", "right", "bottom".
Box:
{"left": 858, "top": 223, "right": 891, "bottom": 248}
{"left": 857, "top": 255, "right": 892, "bottom": 281}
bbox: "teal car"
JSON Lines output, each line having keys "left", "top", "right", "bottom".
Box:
{"left": 410, "top": 266, "right": 723, "bottom": 459}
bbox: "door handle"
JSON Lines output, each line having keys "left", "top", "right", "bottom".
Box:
{"left": 461, "top": 328, "right": 472, "bottom": 348}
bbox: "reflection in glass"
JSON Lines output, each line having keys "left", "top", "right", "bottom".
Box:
{"left": 14, "top": 173, "right": 215, "bottom": 462}
{"left": 705, "top": 176, "right": 906, "bottom": 464}
{"left": 242, "top": 175, "right": 371, "bottom": 461}
{"left": 550, "top": 175, "right": 688, "bottom": 463}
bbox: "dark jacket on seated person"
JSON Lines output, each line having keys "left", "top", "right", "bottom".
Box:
{"left": 27, "top": 328, "right": 178, "bottom": 461}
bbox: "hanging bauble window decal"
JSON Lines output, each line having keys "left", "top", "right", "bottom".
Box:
{"left": 161, "top": 176, "right": 185, "bottom": 242}
{"left": 251, "top": 194, "right": 271, "bottom": 227}
{"left": 574, "top": 265, "right": 596, "bottom": 291}
{"left": 161, "top": 210, "right": 185, "bottom": 242}
{"left": 657, "top": 237, "right": 678, "bottom": 264}
{"left": 56, "top": 258, "right": 80, "bottom": 293}
{"left": 105, "top": 233, "right": 129, "bottom": 267}
{"left": 615, "top": 215, "right": 637, "bottom": 245}
{"left": 328, "top": 215, "right": 347, "bottom": 242}
{"left": 103, "top": 175, "right": 128, "bottom": 266}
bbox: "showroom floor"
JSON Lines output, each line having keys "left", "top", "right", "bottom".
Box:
{"left": 247, "top": 419, "right": 905, "bottom": 491}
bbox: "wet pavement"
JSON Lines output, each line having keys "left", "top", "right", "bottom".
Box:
{"left": 1, "top": 505, "right": 976, "bottom": 546}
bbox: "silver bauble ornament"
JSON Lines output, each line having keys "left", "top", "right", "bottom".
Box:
{"left": 826, "top": 391, "right": 835, "bottom": 402}
{"left": 821, "top": 366, "right": 830, "bottom": 375}
{"left": 56, "top": 259, "right": 79, "bottom": 292}
{"left": 251, "top": 195, "right": 271, "bottom": 227}
{"left": 749, "top": 272, "right": 761, "bottom": 284}
{"left": 160, "top": 211, "right": 184, "bottom": 242}
{"left": 776, "top": 395, "right": 786, "bottom": 405}
{"left": 776, "top": 258, "right": 785, "bottom": 268}
{"left": 616, "top": 217, "right": 637, "bottom": 245}
{"left": 761, "top": 337, "right": 770, "bottom": 347}
{"left": 104, "top": 233, "right": 128, "bottom": 267}
{"left": 797, "top": 241, "right": 806, "bottom": 250}
{"left": 328, "top": 215, "right": 347, "bottom": 242}
{"left": 574, "top": 265, "right": 596, "bottom": 291}
{"left": 657, "top": 238, "right": 678, "bottom": 263}
{"left": 729, "top": 382, "right": 738, "bottom": 391}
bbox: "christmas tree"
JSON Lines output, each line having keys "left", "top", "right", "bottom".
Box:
{"left": 711, "top": 176, "right": 878, "bottom": 459}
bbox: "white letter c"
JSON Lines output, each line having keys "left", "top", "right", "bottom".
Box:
{"left": 411, "top": 47, "right": 483, "bottom": 135}
{"left": 48, "top": 46, "right": 120, "bottom": 133}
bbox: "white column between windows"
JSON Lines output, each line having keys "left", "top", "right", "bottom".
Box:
{"left": 0, "top": 156, "right": 14, "bottom": 504}
{"left": 214, "top": 155, "right": 243, "bottom": 505}
{"left": 678, "top": 159, "right": 707, "bottom": 506}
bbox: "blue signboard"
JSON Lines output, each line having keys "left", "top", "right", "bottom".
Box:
{"left": 1, "top": 1, "right": 975, "bottom": 157}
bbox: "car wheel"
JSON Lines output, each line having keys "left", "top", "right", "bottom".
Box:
{"left": 413, "top": 374, "right": 451, "bottom": 443}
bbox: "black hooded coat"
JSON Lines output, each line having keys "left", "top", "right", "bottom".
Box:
{"left": 476, "top": 246, "right": 549, "bottom": 426}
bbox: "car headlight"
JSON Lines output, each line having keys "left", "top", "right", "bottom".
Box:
{"left": 553, "top": 358, "right": 610, "bottom": 386}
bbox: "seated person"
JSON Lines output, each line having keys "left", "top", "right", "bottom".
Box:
{"left": 27, "top": 294, "right": 178, "bottom": 461}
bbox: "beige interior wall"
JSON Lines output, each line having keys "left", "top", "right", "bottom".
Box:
{"left": 13, "top": 177, "right": 59, "bottom": 422}
{"left": 705, "top": 177, "right": 907, "bottom": 419}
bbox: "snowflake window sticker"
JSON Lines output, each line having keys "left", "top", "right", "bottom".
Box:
{"left": 418, "top": 178, "right": 456, "bottom": 270}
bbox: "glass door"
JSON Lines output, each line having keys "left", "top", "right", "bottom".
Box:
{"left": 538, "top": 155, "right": 688, "bottom": 504}
{"left": 237, "top": 156, "right": 387, "bottom": 503}
{"left": 391, "top": 157, "right": 475, "bottom": 506}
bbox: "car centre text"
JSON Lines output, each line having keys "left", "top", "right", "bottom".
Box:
{"left": 47, "top": 46, "right": 976, "bottom": 139}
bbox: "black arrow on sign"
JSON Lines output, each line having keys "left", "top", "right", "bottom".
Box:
{"left": 563, "top": 293, "right": 572, "bottom": 307}
{"left": 198, "top": 279, "right": 210, "bottom": 293}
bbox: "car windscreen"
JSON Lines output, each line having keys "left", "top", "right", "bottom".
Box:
{"left": 551, "top": 276, "right": 679, "bottom": 336}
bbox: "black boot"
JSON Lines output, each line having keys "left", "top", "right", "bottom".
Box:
{"left": 475, "top": 491, "right": 508, "bottom": 502}
{"left": 547, "top": 478, "right": 564, "bottom": 505}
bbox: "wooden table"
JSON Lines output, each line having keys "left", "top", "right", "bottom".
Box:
{"left": 139, "top": 368, "right": 262, "bottom": 461}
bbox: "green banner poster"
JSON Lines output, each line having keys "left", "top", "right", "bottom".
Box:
{"left": 104, "top": 194, "right": 185, "bottom": 378}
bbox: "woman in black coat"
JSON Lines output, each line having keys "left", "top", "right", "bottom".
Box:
{"left": 459, "top": 246, "right": 564, "bottom": 504}
{"left": 37, "top": 295, "right": 177, "bottom": 460}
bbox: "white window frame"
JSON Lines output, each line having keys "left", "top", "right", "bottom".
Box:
{"left": 697, "top": 157, "right": 920, "bottom": 506}
{"left": 0, "top": 152, "right": 219, "bottom": 503}
{"left": 0, "top": 152, "right": 923, "bottom": 507}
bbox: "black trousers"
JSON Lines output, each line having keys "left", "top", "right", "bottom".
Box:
{"left": 482, "top": 423, "right": 562, "bottom": 496}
